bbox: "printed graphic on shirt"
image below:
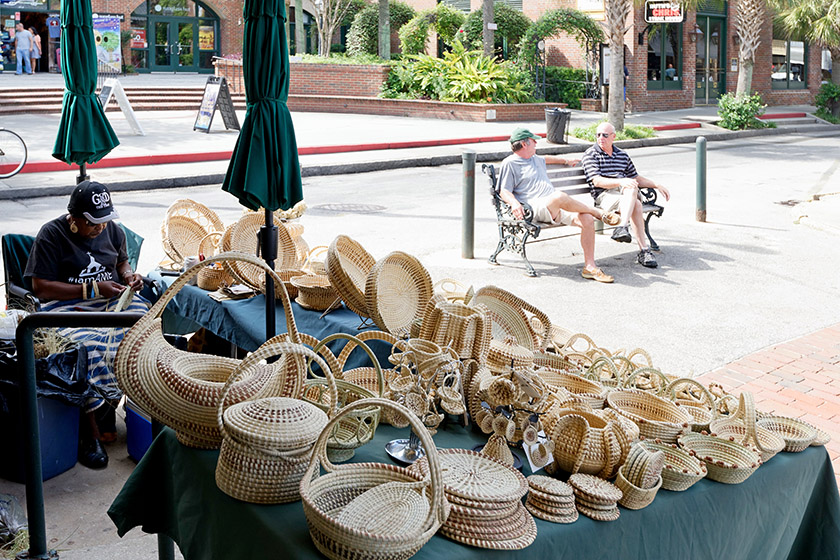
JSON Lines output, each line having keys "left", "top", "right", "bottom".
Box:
{"left": 70, "top": 252, "right": 114, "bottom": 284}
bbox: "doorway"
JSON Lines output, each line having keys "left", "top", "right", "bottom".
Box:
{"left": 695, "top": 16, "right": 726, "bottom": 104}
{"left": 150, "top": 17, "right": 197, "bottom": 71}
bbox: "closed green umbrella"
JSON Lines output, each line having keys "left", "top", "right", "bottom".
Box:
{"left": 222, "top": 0, "right": 303, "bottom": 339}
{"left": 52, "top": 0, "right": 119, "bottom": 183}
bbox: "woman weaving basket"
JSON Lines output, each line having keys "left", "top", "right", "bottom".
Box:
{"left": 24, "top": 181, "right": 149, "bottom": 469}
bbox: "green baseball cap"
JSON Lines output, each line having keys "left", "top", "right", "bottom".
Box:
{"left": 509, "top": 127, "right": 541, "bottom": 143}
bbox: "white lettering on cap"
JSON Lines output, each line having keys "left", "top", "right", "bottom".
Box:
{"left": 91, "top": 191, "right": 111, "bottom": 209}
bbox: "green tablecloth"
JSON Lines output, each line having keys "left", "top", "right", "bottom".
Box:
{"left": 108, "top": 424, "right": 840, "bottom": 560}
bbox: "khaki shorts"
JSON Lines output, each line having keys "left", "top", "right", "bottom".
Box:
{"left": 596, "top": 188, "right": 643, "bottom": 212}
{"left": 527, "top": 195, "right": 574, "bottom": 225}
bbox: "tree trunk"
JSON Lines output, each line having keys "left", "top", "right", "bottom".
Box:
{"left": 603, "top": 0, "right": 629, "bottom": 131}
{"left": 482, "top": 0, "right": 494, "bottom": 57}
{"left": 736, "top": 57, "right": 754, "bottom": 96}
{"left": 295, "top": 0, "right": 305, "bottom": 55}
{"left": 378, "top": 0, "right": 390, "bottom": 60}
{"left": 831, "top": 48, "right": 840, "bottom": 86}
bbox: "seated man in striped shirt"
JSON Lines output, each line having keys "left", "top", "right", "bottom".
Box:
{"left": 497, "top": 128, "right": 620, "bottom": 284}
{"left": 581, "top": 122, "right": 670, "bottom": 268}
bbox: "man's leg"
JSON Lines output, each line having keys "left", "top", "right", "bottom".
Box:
{"left": 23, "top": 50, "right": 31, "bottom": 73}
{"left": 546, "top": 191, "right": 603, "bottom": 221}
{"left": 15, "top": 48, "right": 23, "bottom": 74}
{"left": 629, "top": 203, "right": 648, "bottom": 251}
{"left": 617, "top": 185, "right": 640, "bottom": 226}
{"left": 573, "top": 213, "right": 597, "bottom": 269}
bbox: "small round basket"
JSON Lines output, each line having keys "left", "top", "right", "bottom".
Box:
{"left": 325, "top": 235, "right": 376, "bottom": 317}
{"left": 639, "top": 440, "right": 706, "bottom": 492}
{"left": 678, "top": 432, "right": 761, "bottom": 485}
{"left": 365, "top": 251, "right": 433, "bottom": 337}
{"left": 615, "top": 465, "right": 662, "bottom": 510}
{"left": 607, "top": 388, "right": 691, "bottom": 444}
{"left": 756, "top": 415, "right": 818, "bottom": 453}
{"left": 290, "top": 274, "right": 339, "bottom": 311}
{"left": 299, "top": 398, "right": 448, "bottom": 560}
{"left": 197, "top": 263, "right": 234, "bottom": 291}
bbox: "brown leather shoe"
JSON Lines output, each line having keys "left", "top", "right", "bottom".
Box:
{"left": 581, "top": 267, "right": 614, "bottom": 283}
{"left": 601, "top": 211, "right": 621, "bottom": 226}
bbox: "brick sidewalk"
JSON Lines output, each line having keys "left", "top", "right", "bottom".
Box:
{"left": 697, "top": 322, "right": 840, "bottom": 488}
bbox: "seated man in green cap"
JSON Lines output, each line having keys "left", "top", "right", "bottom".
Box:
{"left": 497, "top": 127, "right": 619, "bottom": 283}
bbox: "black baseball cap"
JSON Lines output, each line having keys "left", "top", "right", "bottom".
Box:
{"left": 67, "top": 181, "right": 119, "bottom": 224}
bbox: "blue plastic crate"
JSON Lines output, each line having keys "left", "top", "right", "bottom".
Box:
{"left": 125, "top": 398, "right": 152, "bottom": 462}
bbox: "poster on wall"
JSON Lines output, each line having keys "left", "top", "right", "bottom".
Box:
{"left": 130, "top": 27, "right": 147, "bottom": 49}
{"left": 199, "top": 26, "right": 214, "bottom": 51}
{"left": 92, "top": 15, "right": 121, "bottom": 73}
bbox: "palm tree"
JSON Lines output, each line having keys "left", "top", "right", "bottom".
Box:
{"left": 734, "top": 0, "right": 767, "bottom": 95}
{"left": 604, "top": 0, "right": 633, "bottom": 130}
{"left": 777, "top": 0, "right": 840, "bottom": 85}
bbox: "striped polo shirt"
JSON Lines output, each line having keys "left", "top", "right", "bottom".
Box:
{"left": 581, "top": 143, "right": 638, "bottom": 200}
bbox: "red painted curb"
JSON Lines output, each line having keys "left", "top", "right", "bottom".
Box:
{"left": 652, "top": 123, "right": 702, "bottom": 131}
{"left": 758, "top": 112, "right": 807, "bottom": 119}
{"left": 17, "top": 133, "right": 548, "bottom": 175}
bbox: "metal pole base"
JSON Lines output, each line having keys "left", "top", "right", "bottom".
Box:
{"left": 696, "top": 210, "right": 707, "bottom": 222}
{"left": 16, "top": 550, "right": 59, "bottom": 560}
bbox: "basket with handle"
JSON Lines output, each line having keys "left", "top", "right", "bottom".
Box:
{"left": 666, "top": 378, "right": 715, "bottom": 432}
{"left": 709, "top": 391, "right": 784, "bottom": 462}
{"left": 215, "top": 341, "right": 338, "bottom": 504}
{"left": 299, "top": 398, "right": 448, "bottom": 560}
{"left": 335, "top": 330, "right": 400, "bottom": 397}
{"left": 302, "top": 245, "right": 329, "bottom": 275}
{"left": 114, "top": 251, "right": 302, "bottom": 449}
{"left": 304, "top": 333, "right": 384, "bottom": 462}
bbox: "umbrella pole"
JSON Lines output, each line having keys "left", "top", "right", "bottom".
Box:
{"left": 260, "top": 209, "right": 278, "bottom": 341}
{"left": 77, "top": 162, "right": 89, "bottom": 184}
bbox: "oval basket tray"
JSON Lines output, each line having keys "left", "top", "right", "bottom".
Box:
{"left": 365, "top": 251, "right": 433, "bottom": 336}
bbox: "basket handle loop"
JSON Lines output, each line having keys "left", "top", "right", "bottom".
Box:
{"left": 586, "top": 355, "right": 622, "bottom": 386}
{"left": 665, "top": 377, "right": 715, "bottom": 409}
{"left": 621, "top": 367, "right": 670, "bottom": 395}
{"left": 302, "top": 397, "right": 446, "bottom": 533}
{"left": 145, "top": 251, "right": 300, "bottom": 344}
{"left": 311, "top": 333, "right": 385, "bottom": 397}
{"left": 217, "top": 340, "right": 338, "bottom": 440}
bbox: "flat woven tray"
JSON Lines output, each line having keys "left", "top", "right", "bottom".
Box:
{"left": 415, "top": 448, "right": 528, "bottom": 504}
{"left": 365, "top": 251, "right": 433, "bottom": 337}
{"left": 161, "top": 199, "right": 225, "bottom": 264}
{"left": 325, "top": 235, "right": 376, "bottom": 317}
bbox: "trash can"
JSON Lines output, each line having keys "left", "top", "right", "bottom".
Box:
{"left": 545, "top": 108, "right": 571, "bottom": 144}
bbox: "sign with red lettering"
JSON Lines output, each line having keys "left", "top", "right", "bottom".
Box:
{"left": 644, "top": 1, "right": 683, "bottom": 23}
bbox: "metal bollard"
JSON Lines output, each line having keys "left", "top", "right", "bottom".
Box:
{"left": 462, "top": 150, "right": 476, "bottom": 259}
{"left": 696, "top": 136, "right": 707, "bottom": 222}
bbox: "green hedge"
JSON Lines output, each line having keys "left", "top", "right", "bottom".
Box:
{"left": 460, "top": 3, "right": 531, "bottom": 58}
{"left": 543, "top": 66, "right": 587, "bottom": 109}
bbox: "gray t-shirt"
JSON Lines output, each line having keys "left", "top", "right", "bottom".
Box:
{"left": 15, "top": 29, "right": 32, "bottom": 51}
{"left": 497, "top": 153, "right": 554, "bottom": 202}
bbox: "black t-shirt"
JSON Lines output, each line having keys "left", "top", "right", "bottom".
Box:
{"left": 24, "top": 215, "right": 128, "bottom": 286}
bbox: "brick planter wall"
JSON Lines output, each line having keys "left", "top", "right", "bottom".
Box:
{"left": 288, "top": 96, "right": 567, "bottom": 122}
{"left": 289, "top": 62, "right": 392, "bottom": 97}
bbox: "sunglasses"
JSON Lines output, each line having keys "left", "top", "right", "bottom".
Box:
{"left": 596, "top": 133, "right": 613, "bottom": 138}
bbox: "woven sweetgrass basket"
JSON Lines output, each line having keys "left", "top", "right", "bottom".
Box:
{"left": 228, "top": 213, "right": 298, "bottom": 290}
{"left": 607, "top": 388, "right": 692, "bottom": 444}
{"left": 114, "top": 252, "right": 303, "bottom": 449}
{"left": 290, "top": 274, "right": 339, "bottom": 311}
{"left": 472, "top": 286, "right": 551, "bottom": 352}
{"left": 160, "top": 199, "right": 225, "bottom": 265}
{"left": 548, "top": 409, "right": 634, "bottom": 479}
{"left": 639, "top": 440, "right": 706, "bottom": 491}
{"left": 325, "top": 235, "right": 376, "bottom": 317}
{"left": 299, "top": 398, "right": 448, "bottom": 560}
{"left": 365, "top": 251, "right": 433, "bottom": 337}
{"left": 756, "top": 415, "right": 818, "bottom": 453}
{"left": 678, "top": 432, "right": 761, "bottom": 484}
{"left": 615, "top": 465, "right": 662, "bottom": 510}
{"left": 215, "top": 342, "right": 336, "bottom": 504}
{"left": 418, "top": 296, "right": 491, "bottom": 363}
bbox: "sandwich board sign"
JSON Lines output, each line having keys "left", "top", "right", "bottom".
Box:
{"left": 194, "top": 76, "right": 240, "bottom": 133}
{"left": 98, "top": 78, "right": 145, "bottom": 136}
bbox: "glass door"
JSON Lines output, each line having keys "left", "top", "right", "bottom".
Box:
{"left": 150, "top": 18, "right": 197, "bottom": 71}
{"left": 695, "top": 16, "right": 726, "bottom": 104}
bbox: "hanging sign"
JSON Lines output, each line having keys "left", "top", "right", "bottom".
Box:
{"left": 194, "top": 76, "right": 240, "bottom": 133}
{"left": 644, "top": 1, "right": 683, "bottom": 23}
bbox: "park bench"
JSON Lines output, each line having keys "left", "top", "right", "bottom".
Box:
{"left": 483, "top": 163, "right": 664, "bottom": 277}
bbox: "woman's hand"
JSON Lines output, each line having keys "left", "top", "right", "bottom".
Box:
{"left": 121, "top": 272, "right": 144, "bottom": 291}
{"left": 97, "top": 281, "right": 127, "bottom": 298}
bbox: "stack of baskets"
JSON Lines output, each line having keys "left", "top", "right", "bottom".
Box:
{"left": 215, "top": 342, "right": 335, "bottom": 504}
{"left": 160, "top": 199, "right": 225, "bottom": 268}
{"left": 613, "top": 444, "right": 664, "bottom": 510}
{"left": 568, "top": 473, "right": 622, "bottom": 522}
{"left": 412, "top": 448, "right": 535, "bottom": 550}
{"left": 325, "top": 234, "right": 376, "bottom": 317}
{"left": 524, "top": 475, "right": 577, "bottom": 524}
{"left": 418, "top": 296, "right": 492, "bottom": 364}
{"left": 299, "top": 398, "right": 448, "bottom": 560}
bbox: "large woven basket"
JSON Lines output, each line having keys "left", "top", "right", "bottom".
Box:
{"left": 114, "top": 252, "right": 302, "bottom": 449}
{"left": 548, "top": 408, "right": 636, "bottom": 479}
{"left": 607, "top": 388, "right": 691, "bottom": 444}
{"left": 299, "top": 398, "right": 448, "bottom": 560}
{"left": 472, "top": 286, "right": 551, "bottom": 352}
{"left": 678, "top": 432, "right": 761, "bottom": 484}
{"left": 325, "top": 235, "right": 376, "bottom": 317}
{"left": 304, "top": 333, "right": 384, "bottom": 462}
{"left": 161, "top": 199, "right": 225, "bottom": 265}
{"left": 215, "top": 342, "right": 337, "bottom": 504}
{"left": 228, "top": 213, "right": 298, "bottom": 290}
{"left": 365, "top": 251, "right": 433, "bottom": 337}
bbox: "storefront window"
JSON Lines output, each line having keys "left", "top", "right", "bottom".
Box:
{"left": 772, "top": 32, "right": 806, "bottom": 90}
{"left": 647, "top": 23, "right": 682, "bottom": 90}
{"left": 130, "top": 0, "right": 218, "bottom": 72}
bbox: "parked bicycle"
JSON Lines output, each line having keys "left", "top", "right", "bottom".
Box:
{"left": 0, "top": 128, "right": 27, "bottom": 179}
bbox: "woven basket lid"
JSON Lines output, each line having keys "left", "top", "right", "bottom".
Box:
{"left": 487, "top": 337, "right": 533, "bottom": 371}
{"left": 365, "top": 251, "right": 433, "bottom": 337}
{"left": 419, "top": 448, "right": 528, "bottom": 504}
{"left": 223, "top": 397, "right": 328, "bottom": 451}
